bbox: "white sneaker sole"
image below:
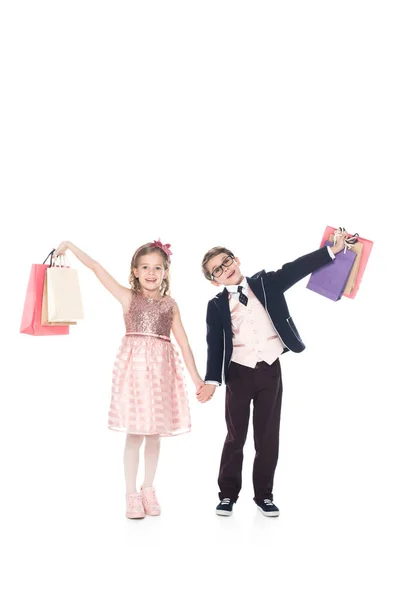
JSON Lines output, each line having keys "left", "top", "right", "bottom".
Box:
{"left": 257, "top": 506, "right": 280, "bottom": 517}
{"left": 216, "top": 509, "right": 233, "bottom": 516}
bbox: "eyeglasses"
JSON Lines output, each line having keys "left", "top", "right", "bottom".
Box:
{"left": 211, "top": 254, "right": 234, "bottom": 280}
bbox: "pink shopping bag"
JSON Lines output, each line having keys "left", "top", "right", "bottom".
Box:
{"left": 319, "top": 226, "right": 374, "bottom": 299}
{"left": 20, "top": 251, "right": 70, "bottom": 336}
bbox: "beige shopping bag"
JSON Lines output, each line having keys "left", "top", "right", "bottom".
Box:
{"left": 41, "top": 270, "right": 77, "bottom": 326}
{"left": 44, "top": 264, "right": 84, "bottom": 323}
{"left": 328, "top": 234, "right": 364, "bottom": 296}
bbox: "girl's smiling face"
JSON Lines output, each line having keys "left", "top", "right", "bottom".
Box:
{"left": 133, "top": 252, "right": 167, "bottom": 294}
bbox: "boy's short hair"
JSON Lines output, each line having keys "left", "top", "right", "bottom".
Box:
{"left": 202, "top": 246, "right": 234, "bottom": 280}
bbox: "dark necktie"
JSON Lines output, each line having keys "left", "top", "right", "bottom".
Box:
{"left": 237, "top": 285, "right": 248, "bottom": 306}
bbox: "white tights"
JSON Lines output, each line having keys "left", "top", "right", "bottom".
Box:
{"left": 124, "top": 434, "right": 161, "bottom": 495}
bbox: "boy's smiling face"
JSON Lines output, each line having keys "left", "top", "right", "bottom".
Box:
{"left": 206, "top": 252, "right": 244, "bottom": 287}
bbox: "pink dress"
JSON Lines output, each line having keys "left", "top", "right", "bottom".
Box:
{"left": 108, "top": 292, "right": 191, "bottom": 436}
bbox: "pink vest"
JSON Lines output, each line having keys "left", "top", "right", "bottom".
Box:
{"left": 229, "top": 287, "right": 284, "bottom": 368}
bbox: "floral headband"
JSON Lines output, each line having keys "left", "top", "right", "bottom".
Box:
{"left": 151, "top": 239, "right": 172, "bottom": 259}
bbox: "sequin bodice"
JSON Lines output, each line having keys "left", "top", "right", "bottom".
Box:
{"left": 124, "top": 293, "right": 175, "bottom": 338}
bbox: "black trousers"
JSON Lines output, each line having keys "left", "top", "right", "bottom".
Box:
{"left": 218, "top": 360, "right": 283, "bottom": 503}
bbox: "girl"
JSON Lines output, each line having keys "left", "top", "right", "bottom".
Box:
{"left": 55, "top": 239, "right": 204, "bottom": 519}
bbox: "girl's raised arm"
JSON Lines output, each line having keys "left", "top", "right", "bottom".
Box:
{"left": 55, "top": 241, "right": 132, "bottom": 307}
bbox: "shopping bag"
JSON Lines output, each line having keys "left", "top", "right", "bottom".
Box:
{"left": 327, "top": 234, "right": 363, "bottom": 297}
{"left": 41, "top": 269, "right": 77, "bottom": 326}
{"left": 306, "top": 241, "right": 357, "bottom": 301}
{"left": 20, "top": 251, "right": 70, "bottom": 336}
{"left": 45, "top": 258, "right": 84, "bottom": 322}
{"left": 320, "top": 226, "right": 373, "bottom": 298}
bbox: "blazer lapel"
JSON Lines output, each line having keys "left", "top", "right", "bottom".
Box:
{"left": 247, "top": 276, "right": 265, "bottom": 306}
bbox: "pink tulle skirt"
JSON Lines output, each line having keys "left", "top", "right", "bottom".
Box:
{"left": 108, "top": 334, "right": 191, "bottom": 436}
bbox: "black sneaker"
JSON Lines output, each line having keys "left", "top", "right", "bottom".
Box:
{"left": 216, "top": 498, "right": 234, "bottom": 516}
{"left": 255, "top": 499, "right": 280, "bottom": 517}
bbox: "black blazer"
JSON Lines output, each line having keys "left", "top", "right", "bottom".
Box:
{"left": 205, "top": 246, "right": 333, "bottom": 384}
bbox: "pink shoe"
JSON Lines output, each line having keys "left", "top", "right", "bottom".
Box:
{"left": 126, "top": 492, "right": 145, "bottom": 519}
{"left": 141, "top": 486, "right": 161, "bottom": 516}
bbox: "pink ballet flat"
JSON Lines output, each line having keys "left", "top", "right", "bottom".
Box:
{"left": 141, "top": 486, "right": 161, "bottom": 516}
{"left": 126, "top": 492, "right": 145, "bottom": 519}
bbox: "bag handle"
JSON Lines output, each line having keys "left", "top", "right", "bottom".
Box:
{"left": 42, "top": 249, "right": 70, "bottom": 268}
{"left": 334, "top": 227, "right": 359, "bottom": 254}
{"left": 43, "top": 249, "right": 56, "bottom": 265}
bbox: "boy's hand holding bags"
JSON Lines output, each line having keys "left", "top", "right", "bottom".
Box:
{"left": 307, "top": 226, "right": 373, "bottom": 301}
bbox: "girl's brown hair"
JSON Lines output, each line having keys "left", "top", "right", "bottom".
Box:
{"left": 129, "top": 244, "right": 171, "bottom": 295}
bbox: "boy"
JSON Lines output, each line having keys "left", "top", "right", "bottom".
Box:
{"left": 197, "top": 233, "right": 347, "bottom": 516}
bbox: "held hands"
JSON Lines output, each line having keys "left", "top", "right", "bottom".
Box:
{"left": 194, "top": 379, "right": 211, "bottom": 403}
{"left": 196, "top": 383, "right": 216, "bottom": 403}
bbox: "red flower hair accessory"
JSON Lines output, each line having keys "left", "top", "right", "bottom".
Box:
{"left": 151, "top": 239, "right": 172, "bottom": 258}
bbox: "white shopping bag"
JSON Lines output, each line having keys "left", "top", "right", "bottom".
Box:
{"left": 44, "top": 259, "right": 84, "bottom": 323}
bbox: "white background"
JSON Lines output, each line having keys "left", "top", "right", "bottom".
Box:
{"left": 1, "top": 1, "right": 399, "bottom": 599}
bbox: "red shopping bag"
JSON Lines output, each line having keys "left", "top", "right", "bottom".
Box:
{"left": 20, "top": 251, "right": 70, "bottom": 336}
{"left": 320, "top": 226, "right": 374, "bottom": 299}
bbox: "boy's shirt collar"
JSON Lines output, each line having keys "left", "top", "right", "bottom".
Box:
{"left": 225, "top": 276, "right": 248, "bottom": 294}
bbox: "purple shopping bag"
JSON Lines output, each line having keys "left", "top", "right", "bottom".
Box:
{"left": 306, "top": 242, "right": 357, "bottom": 301}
